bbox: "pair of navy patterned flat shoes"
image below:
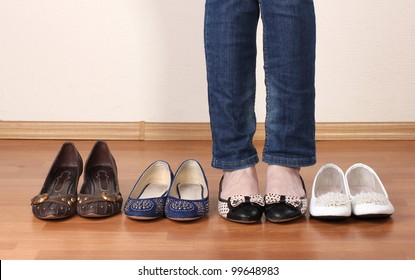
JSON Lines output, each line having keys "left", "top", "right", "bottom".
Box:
{"left": 124, "top": 160, "right": 209, "bottom": 221}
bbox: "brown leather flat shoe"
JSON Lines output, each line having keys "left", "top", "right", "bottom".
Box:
{"left": 77, "top": 141, "right": 123, "bottom": 217}
{"left": 31, "top": 142, "right": 83, "bottom": 220}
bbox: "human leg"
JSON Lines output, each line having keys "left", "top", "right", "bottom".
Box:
{"left": 259, "top": 0, "right": 316, "bottom": 221}
{"left": 260, "top": 0, "right": 316, "bottom": 169}
{"left": 204, "top": 0, "right": 260, "bottom": 172}
{"left": 204, "top": 0, "right": 264, "bottom": 222}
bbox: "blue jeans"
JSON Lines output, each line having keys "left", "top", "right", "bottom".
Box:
{"left": 204, "top": 0, "right": 316, "bottom": 170}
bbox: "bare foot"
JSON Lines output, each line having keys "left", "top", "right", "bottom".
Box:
{"left": 266, "top": 165, "right": 305, "bottom": 197}
{"left": 220, "top": 166, "right": 260, "bottom": 199}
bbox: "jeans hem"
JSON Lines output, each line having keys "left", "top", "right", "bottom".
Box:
{"left": 262, "top": 154, "right": 316, "bottom": 168}
{"left": 211, "top": 155, "right": 259, "bottom": 171}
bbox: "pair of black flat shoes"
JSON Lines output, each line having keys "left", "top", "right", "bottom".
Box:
{"left": 31, "top": 141, "right": 123, "bottom": 220}
{"left": 217, "top": 177, "right": 308, "bottom": 223}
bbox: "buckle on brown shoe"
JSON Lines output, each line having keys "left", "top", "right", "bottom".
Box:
{"left": 101, "top": 192, "right": 116, "bottom": 203}
{"left": 32, "top": 193, "right": 49, "bottom": 205}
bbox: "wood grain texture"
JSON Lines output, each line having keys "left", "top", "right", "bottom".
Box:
{"left": 1, "top": 121, "right": 415, "bottom": 140}
{"left": 0, "top": 140, "right": 414, "bottom": 260}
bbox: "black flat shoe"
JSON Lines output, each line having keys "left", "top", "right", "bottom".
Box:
{"left": 264, "top": 176, "right": 308, "bottom": 223}
{"left": 77, "top": 141, "right": 123, "bottom": 218}
{"left": 31, "top": 142, "right": 83, "bottom": 220}
{"left": 217, "top": 177, "right": 264, "bottom": 223}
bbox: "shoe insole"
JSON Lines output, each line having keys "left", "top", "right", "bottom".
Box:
{"left": 46, "top": 167, "right": 77, "bottom": 196}
{"left": 87, "top": 166, "right": 116, "bottom": 195}
{"left": 177, "top": 183, "right": 204, "bottom": 200}
{"left": 137, "top": 183, "right": 169, "bottom": 199}
{"left": 315, "top": 176, "right": 345, "bottom": 197}
{"left": 315, "top": 168, "right": 346, "bottom": 197}
{"left": 348, "top": 169, "right": 377, "bottom": 196}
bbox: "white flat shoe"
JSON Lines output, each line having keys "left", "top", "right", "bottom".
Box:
{"left": 310, "top": 163, "right": 351, "bottom": 219}
{"left": 345, "top": 163, "right": 394, "bottom": 218}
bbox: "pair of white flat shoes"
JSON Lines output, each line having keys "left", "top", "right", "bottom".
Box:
{"left": 310, "top": 163, "right": 394, "bottom": 219}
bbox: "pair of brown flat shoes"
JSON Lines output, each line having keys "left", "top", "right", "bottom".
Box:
{"left": 31, "top": 141, "right": 123, "bottom": 220}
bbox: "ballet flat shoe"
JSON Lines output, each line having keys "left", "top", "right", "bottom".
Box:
{"left": 31, "top": 142, "right": 83, "bottom": 220}
{"left": 264, "top": 176, "right": 308, "bottom": 223}
{"left": 164, "top": 160, "right": 209, "bottom": 221}
{"left": 345, "top": 163, "right": 394, "bottom": 218}
{"left": 309, "top": 163, "right": 351, "bottom": 219}
{"left": 217, "top": 177, "right": 264, "bottom": 223}
{"left": 124, "top": 160, "right": 173, "bottom": 220}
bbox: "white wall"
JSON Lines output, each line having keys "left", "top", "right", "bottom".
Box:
{"left": 1, "top": 0, "right": 414, "bottom": 122}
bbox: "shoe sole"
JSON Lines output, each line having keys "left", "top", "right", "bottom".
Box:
{"left": 310, "top": 215, "right": 350, "bottom": 220}
{"left": 266, "top": 215, "right": 305, "bottom": 223}
{"left": 353, "top": 213, "right": 392, "bottom": 219}
{"left": 78, "top": 213, "right": 116, "bottom": 218}
{"left": 126, "top": 215, "right": 162, "bottom": 220}
{"left": 220, "top": 216, "right": 261, "bottom": 224}
{"left": 167, "top": 216, "right": 204, "bottom": 221}
{"left": 34, "top": 215, "right": 72, "bottom": 220}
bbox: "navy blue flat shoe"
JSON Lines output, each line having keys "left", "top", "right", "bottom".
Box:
{"left": 165, "top": 160, "right": 209, "bottom": 221}
{"left": 124, "top": 160, "right": 173, "bottom": 220}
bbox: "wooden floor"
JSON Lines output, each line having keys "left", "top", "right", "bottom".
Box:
{"left": 0, "top": 139, "right": 414, "bottom": 260}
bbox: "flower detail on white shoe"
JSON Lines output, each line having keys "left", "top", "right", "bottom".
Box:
{"left": 352, "top": 192, "right": 390, "bottom": 206}
{"left": 315, "top": 192, "right": 350, "bottom": 207}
